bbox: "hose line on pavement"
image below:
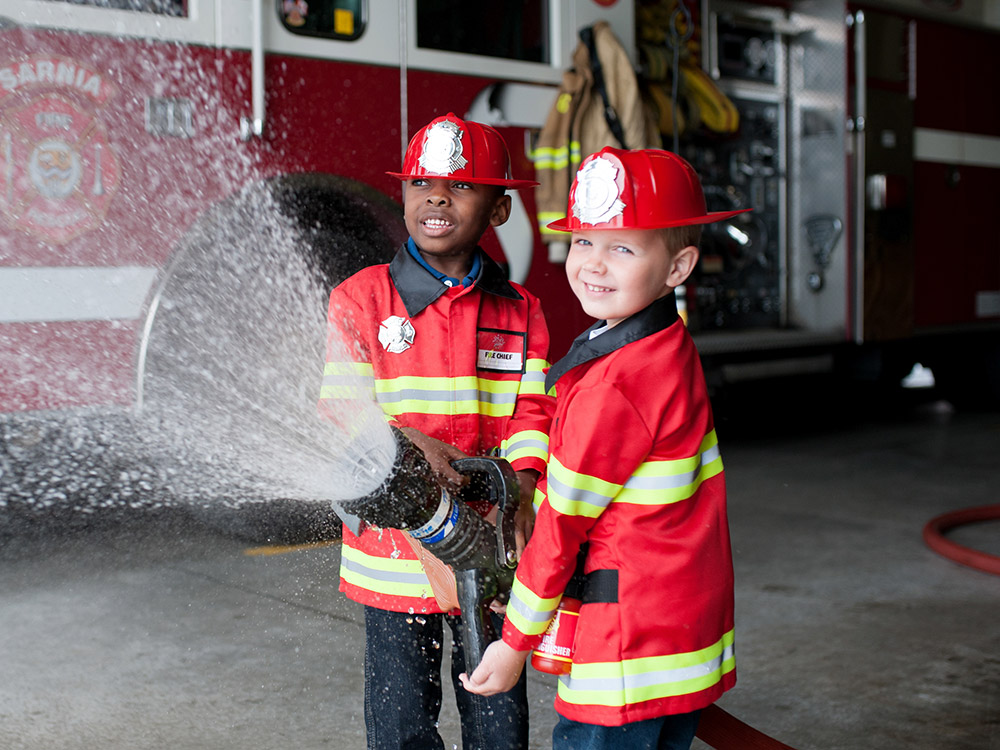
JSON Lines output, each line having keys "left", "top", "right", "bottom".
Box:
{"left": 697, "top": 704, "right": 799, "bottom": 749}
{"left": 923, "top": 504, "right": 1000, "bottom": 576}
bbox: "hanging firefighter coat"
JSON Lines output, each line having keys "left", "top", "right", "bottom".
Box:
{"left": 502, "top": 293, "right": 736, "bottom": 724}
{"left": 534, "top": 20, "right": 662, "bottom": 243}
{"left": 320, "top": 244, "right": 553, "bottom": 614}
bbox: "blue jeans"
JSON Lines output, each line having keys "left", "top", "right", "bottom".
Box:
{"left": 553, "top": 710, "right": 702, "bottom": 750}
{"left": 363, "top": 606, "right": 529, "bottom": 750}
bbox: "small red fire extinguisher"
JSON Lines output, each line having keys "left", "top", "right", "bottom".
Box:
{"left": 530, "top": 594, "right": 581, "bottom": 674}
{"left": 530, "top": 550, "right": 587, "bottom": 675}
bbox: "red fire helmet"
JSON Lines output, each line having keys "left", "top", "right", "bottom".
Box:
{"left": 387, "top": 113, "right": 538, "bottom": 190}
{"left": 547, "top": 147, "right": 751, "bottom": 231}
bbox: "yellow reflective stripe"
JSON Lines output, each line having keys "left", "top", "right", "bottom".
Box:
{"left": 532, "top": 485, "right": 545, "bottom": 512}
{"left": 518, "top": 358, "right": 550, "bottom": 397}
{"left": 557, "top": 630, "right": 736, "bottom": 708}
{"left": 617, "top": 431, "right": 723, "bottom": 506}
{"left": 546, "top": 454, "right": 622, "bottom": 518}
{"left": 547, "top": 431, "right": 723, "bottom": 516}
{"left": 530, "top": 141, "right": 581, "bottom": 170}
{"left": 506, "top": 576, "right": 562, "bottom": 637}
{"left": 339, "top": 544, "right": 435, "bottom": 599}
{"left": 375, "top": 375, "right": 520, "bottom": 417}
{"left": 320, "top": 360, "right": 376, "bottom": 400}
{"left": 502, "top": 429, "right": 549, "bottom": 465}
{"left": 324, "top": 361, "right": 373, "bottom": 377}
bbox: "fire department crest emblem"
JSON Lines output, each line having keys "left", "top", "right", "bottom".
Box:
{"left": 418, "top": 119, "right": 467, "bottom": 175}
{"left": 378, "top": 315, "right": 415, "bottom": 354}
{"left": 0, "top": 57, "right": 120, "bottom": 244}
{"left": 572, "top": 157, "right": 625, "bottom": 225}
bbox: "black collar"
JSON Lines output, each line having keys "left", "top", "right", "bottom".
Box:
{"left": 389, "top": 243, "right": 523, "bottom": 317}
{"left": 544, "top": 292, "right": 680, "bottom": 393}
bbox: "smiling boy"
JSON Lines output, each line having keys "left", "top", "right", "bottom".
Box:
{"left": 461, "top": 147, "right": 750, "bottom": 750}
{"left": 320, "top": 114, "right": 553, "bottom": 750}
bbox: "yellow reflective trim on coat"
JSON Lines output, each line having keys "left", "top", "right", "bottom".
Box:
{"left": 339, "top": 544, "right": 435, "bottom": 600}
{"left": 502, "top": 429, "right": 549, "bottom": 465}
{"left": 546, "top": 454, "right": 622, "bottom": 518}
{"left": 617, "top": 431, "right": 723, "bottom": 506}
{"left": 532, "top": 485, "right": 545, "bottom": 512}
{"left": 530, "top": 141, "right": 581, "bottom": 171}
{"left": 506, "top": 576, "right": 562, "bottom": 637}
{"left": 324, "top": 360, "right": 373, "bottom": 377}
{"left": 546, "top": 431, "right": 723, "bottom": 515}
{"left": 373, "top": 375, "right": 520, "bottom": 417}
{"left": 320, "top": 360, "right": 377, "bottom": 400}
{"left": 518, "top": 358, "right": 550, "bottom": 397}
{"left": 557, "top": 629, "right": 736, "bottom": 708}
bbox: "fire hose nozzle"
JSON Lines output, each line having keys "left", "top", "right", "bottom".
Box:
{"left": 334, "top": 427, "right": 522, "bottom": 668}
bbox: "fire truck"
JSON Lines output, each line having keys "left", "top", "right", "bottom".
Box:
{"left": 1, "top": 1, "right": 998, "bottom": 532}
{"left": 0, "top": 0, "right": 639, "bottom": 534}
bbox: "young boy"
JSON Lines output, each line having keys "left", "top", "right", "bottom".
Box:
{"left": 320, "top": 113, "right": 553, "bottom": 750}
{"left": 461, "top": 147, "right": 749, "bottom": 750}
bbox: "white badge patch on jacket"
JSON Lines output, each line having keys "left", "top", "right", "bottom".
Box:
{"left": 573, "top": 156, "right": 625, "bottom": 225}
{"left": 379, "top": 315, "right": 415, "bottom": 353}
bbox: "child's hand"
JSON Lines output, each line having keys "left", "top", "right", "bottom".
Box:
{"left": 513, "top": 470, "right": 538, "bottom": 556}
{"left": 459, "top": 639, "right": 529, "bottom": 696}
{"left": 398, "top": 427, "right": 469, "bottom": 489}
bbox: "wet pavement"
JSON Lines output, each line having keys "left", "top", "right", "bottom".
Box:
{"left": 2, "top": 386, "right": 998, "bottom": 749}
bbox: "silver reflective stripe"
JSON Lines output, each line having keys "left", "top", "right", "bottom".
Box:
{"left": 508, "top": 592, "right": 557, "bottom": 625}
{"left": 560, "top": 642, "right": 735, "bottom": 692}
{"left": 503, "top": 436, "right": 548, "bottom": 456}
{"left": 322, "top": 374, "right": 370, "bottom": 387}
{"left": 376, "top": 388, "right": 473, "bottom": 404}
{"left": 622, "top": 444, "right": 721, "bottom": 491}
{"left": 547, "top": 472, "right": 614, "bottom": 512}
{"left": 341, "top": 557, "right": 428, "bottom": 585}
{"left": 375, "top": 388, "right": 517, "bottom": 406}
{"left": 478, "top": 389, "right": 518, "bottom": 406}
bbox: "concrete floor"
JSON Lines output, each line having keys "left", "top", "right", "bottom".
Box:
{"left": 1, "top": 385, "right": 998, "bottom": 749}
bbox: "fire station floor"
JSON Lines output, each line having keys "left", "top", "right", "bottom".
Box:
{"left": 1, "top": 380, "right": 998, "bottom": 750}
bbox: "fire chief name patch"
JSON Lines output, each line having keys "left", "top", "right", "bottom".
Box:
{"left": 477, "top": 328, "right": 525, "bottom": 373}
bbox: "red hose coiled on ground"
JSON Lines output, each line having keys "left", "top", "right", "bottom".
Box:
{"left": 923, "top": 504, "right": 1000, "bottom": 576}
{"left": 694, "top": 505, "right": 1000, "bottom": 748}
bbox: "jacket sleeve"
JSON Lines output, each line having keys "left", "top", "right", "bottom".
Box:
{"left": 501, "top": 382, "right": 653, "bottom": 650}
{"left": 317, "top": 283, "right": 400, "bottom": 430}
{"left": 499, "top": 291, "right": 555, "bottom": 476}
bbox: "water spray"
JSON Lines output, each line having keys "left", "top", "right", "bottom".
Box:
{"left": 334, "top": 427, "right": 520, "bottom": 670}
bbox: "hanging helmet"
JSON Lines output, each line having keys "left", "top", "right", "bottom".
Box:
{"left": 547, "top": 147, "right": 750, "bottom": 231}
{"left": 387, "top": 113, "right": 538, "bottom": 190}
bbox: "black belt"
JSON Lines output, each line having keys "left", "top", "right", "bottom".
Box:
{"left": 581, "top": 568, "right": 618, "bottom": 604}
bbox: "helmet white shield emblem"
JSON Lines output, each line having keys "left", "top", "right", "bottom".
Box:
{"left": 572, "top": 157, "right": 625, "bottom": 225}
{"left": 378, "top": 315, "right": 415, "bottom": 354}
{"left": 418, "top": 120, "right": 467, "bottom": 175}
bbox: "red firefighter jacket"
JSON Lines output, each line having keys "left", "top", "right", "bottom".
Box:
{"left": 320, "top": 244, "right": 553, "bottom": 614}
{"left": 502, "top": 293, "right": 735, "bottom": 725}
